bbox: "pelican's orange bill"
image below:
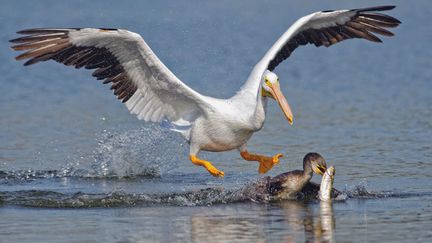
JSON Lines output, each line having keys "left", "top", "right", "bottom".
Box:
{"left": 269, "top": 82, "right": 293, "bottom": 125}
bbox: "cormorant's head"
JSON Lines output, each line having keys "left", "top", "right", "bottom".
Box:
{"left": 304, "top": 152, "right": 327, "bottom": 175}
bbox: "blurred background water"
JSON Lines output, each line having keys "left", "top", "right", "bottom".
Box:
{"left": 0, "top": 0, "right": 431, "bottom": 242}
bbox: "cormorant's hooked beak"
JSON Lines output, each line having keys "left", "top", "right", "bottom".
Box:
{"left": 313, "top": 164, "right": 327, "bottom": 175}
{"left": 268, "top": 82, "right": 293, "bottom": 125}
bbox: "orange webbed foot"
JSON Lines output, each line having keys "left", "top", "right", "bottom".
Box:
{"left": 240, "top": 151, "right": 284, "bottom": 174}
{"left": 190, "top": 155, "right": 224, "bottom": 177}
{"left": 258, "top": 153, "right": 283, "bottom": 174}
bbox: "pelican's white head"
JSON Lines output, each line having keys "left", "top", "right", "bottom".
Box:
{"left": 261, "top": 71, "right": 293, "bottom": 125}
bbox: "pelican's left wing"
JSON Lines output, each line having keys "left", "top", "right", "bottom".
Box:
{"left": 245, "top": 6, "right": 401, "bottom": 92}
{"left": 10, "top": 28, "right": 211, "bottom": 125}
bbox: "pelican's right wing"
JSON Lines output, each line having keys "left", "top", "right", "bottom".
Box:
{"left": 10, "top": 28, "right": 211, "bottom": 125}
{"left": 244, "top": 6, "right": 401, "bottom": 93}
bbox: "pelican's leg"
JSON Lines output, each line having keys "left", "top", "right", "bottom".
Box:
{"left": 189, "top": 147, "right": 224, "bottom": 177}
{"left": 239, "top": 145, "right": 283, "bottom": 174}
{"left": 190, "top": 155, "right": 225, "bottom": 177}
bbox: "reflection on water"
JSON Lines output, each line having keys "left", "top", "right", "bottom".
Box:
{"left": 189, "top": 201, "right": 336, "bottom": 243}
{"left": 2, "top": 195, "right": 431, "bottom": 242}
{"left": 318, "top": 202, "right": 335, "bottom": 243}
{"left": 191, "top": 214, "right": 266, "bottom": 242}
{"left": 279, "top": 201, "right": 335, "bottom": 243}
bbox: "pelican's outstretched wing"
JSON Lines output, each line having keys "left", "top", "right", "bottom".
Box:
{"left": 244, "top": 6, "right": 401, "bottom": 92}
{"left": 10, "top": 28, "right": 211, "bottom": 125}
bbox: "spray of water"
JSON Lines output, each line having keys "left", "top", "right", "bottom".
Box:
{"left": 60, "top": 124, "right": 188, "bottom": 178}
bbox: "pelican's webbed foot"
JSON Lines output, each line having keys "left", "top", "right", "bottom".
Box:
{"left": 190, "top": 155, "right": 225, "bottom": 177}
{"left": 240, "top": 151, "right": 283, "bottom": 174}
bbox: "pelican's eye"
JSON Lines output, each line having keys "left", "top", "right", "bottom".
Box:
{"left": 265, "top": 78, "right": 272, "bottom": 87}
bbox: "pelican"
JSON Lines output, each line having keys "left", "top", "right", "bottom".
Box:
{"left": 10, "top": 6, "right": 400, "bottom": 177}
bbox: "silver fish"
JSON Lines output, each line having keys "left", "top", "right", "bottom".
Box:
{"left": 319, "top": 166, "right": 335, "bottom": 201}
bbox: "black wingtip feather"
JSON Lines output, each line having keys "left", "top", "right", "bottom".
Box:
{"left": 15, "top": 28, "right": 78, "bottom": 35}
{"left": 360, "top": 13, "right": 402, "bottom": 25}
{"left": 23, "top": 60, "right": 33, "bottom": 66}
{"left": 355, "top": 5, "right": 396, "bottom": 13}
{"left": 266, "top": 5, "right": 400, "bottom": 71}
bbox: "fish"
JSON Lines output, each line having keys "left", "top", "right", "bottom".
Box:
{"left": 319, "top": 166, "right": 335, "bottom": 201}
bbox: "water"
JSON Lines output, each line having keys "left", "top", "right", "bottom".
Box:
{"left": 1, "top": 0, "right": 431, "bottom": 242}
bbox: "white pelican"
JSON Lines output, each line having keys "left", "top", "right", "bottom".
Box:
{"left": 10, "top": 6, "right": 400, "bottom": 177}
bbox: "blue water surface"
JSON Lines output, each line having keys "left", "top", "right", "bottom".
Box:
{"left": 0, "top": 0, "right": 431, "bottom": 242}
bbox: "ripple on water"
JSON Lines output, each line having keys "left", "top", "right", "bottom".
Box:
{"left": 1, "top": 179, "right": 429, "bottom": 209}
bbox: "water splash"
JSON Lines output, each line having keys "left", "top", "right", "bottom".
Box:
{"left": 1, "top": 179, "right": 429, "bottom": 208}
{"left": 65, "top": 125, "right": 187, "bottom": 178}
{"left": 0, "top": 188, "right": 233, "bottom": 208}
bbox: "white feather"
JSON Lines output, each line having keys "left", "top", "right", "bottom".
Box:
{"left": 241, "top": 9, "right": 357, "bottom": 95}
{"left": 68, "top": 28, "right": 213, "bottom": 127}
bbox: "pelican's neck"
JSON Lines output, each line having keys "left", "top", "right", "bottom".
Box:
{"left": 249, "top": 89, "right": 267, "bottom": 131}
{"left": 231, "top": 68, "right": 267, "bottom": 130}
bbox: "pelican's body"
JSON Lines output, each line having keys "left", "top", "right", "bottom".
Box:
{"left": 188, "top": 93, "right": 266, "bottom": 152}
{"left": 10, "top": 6, "right": 400, "bottom": 176}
